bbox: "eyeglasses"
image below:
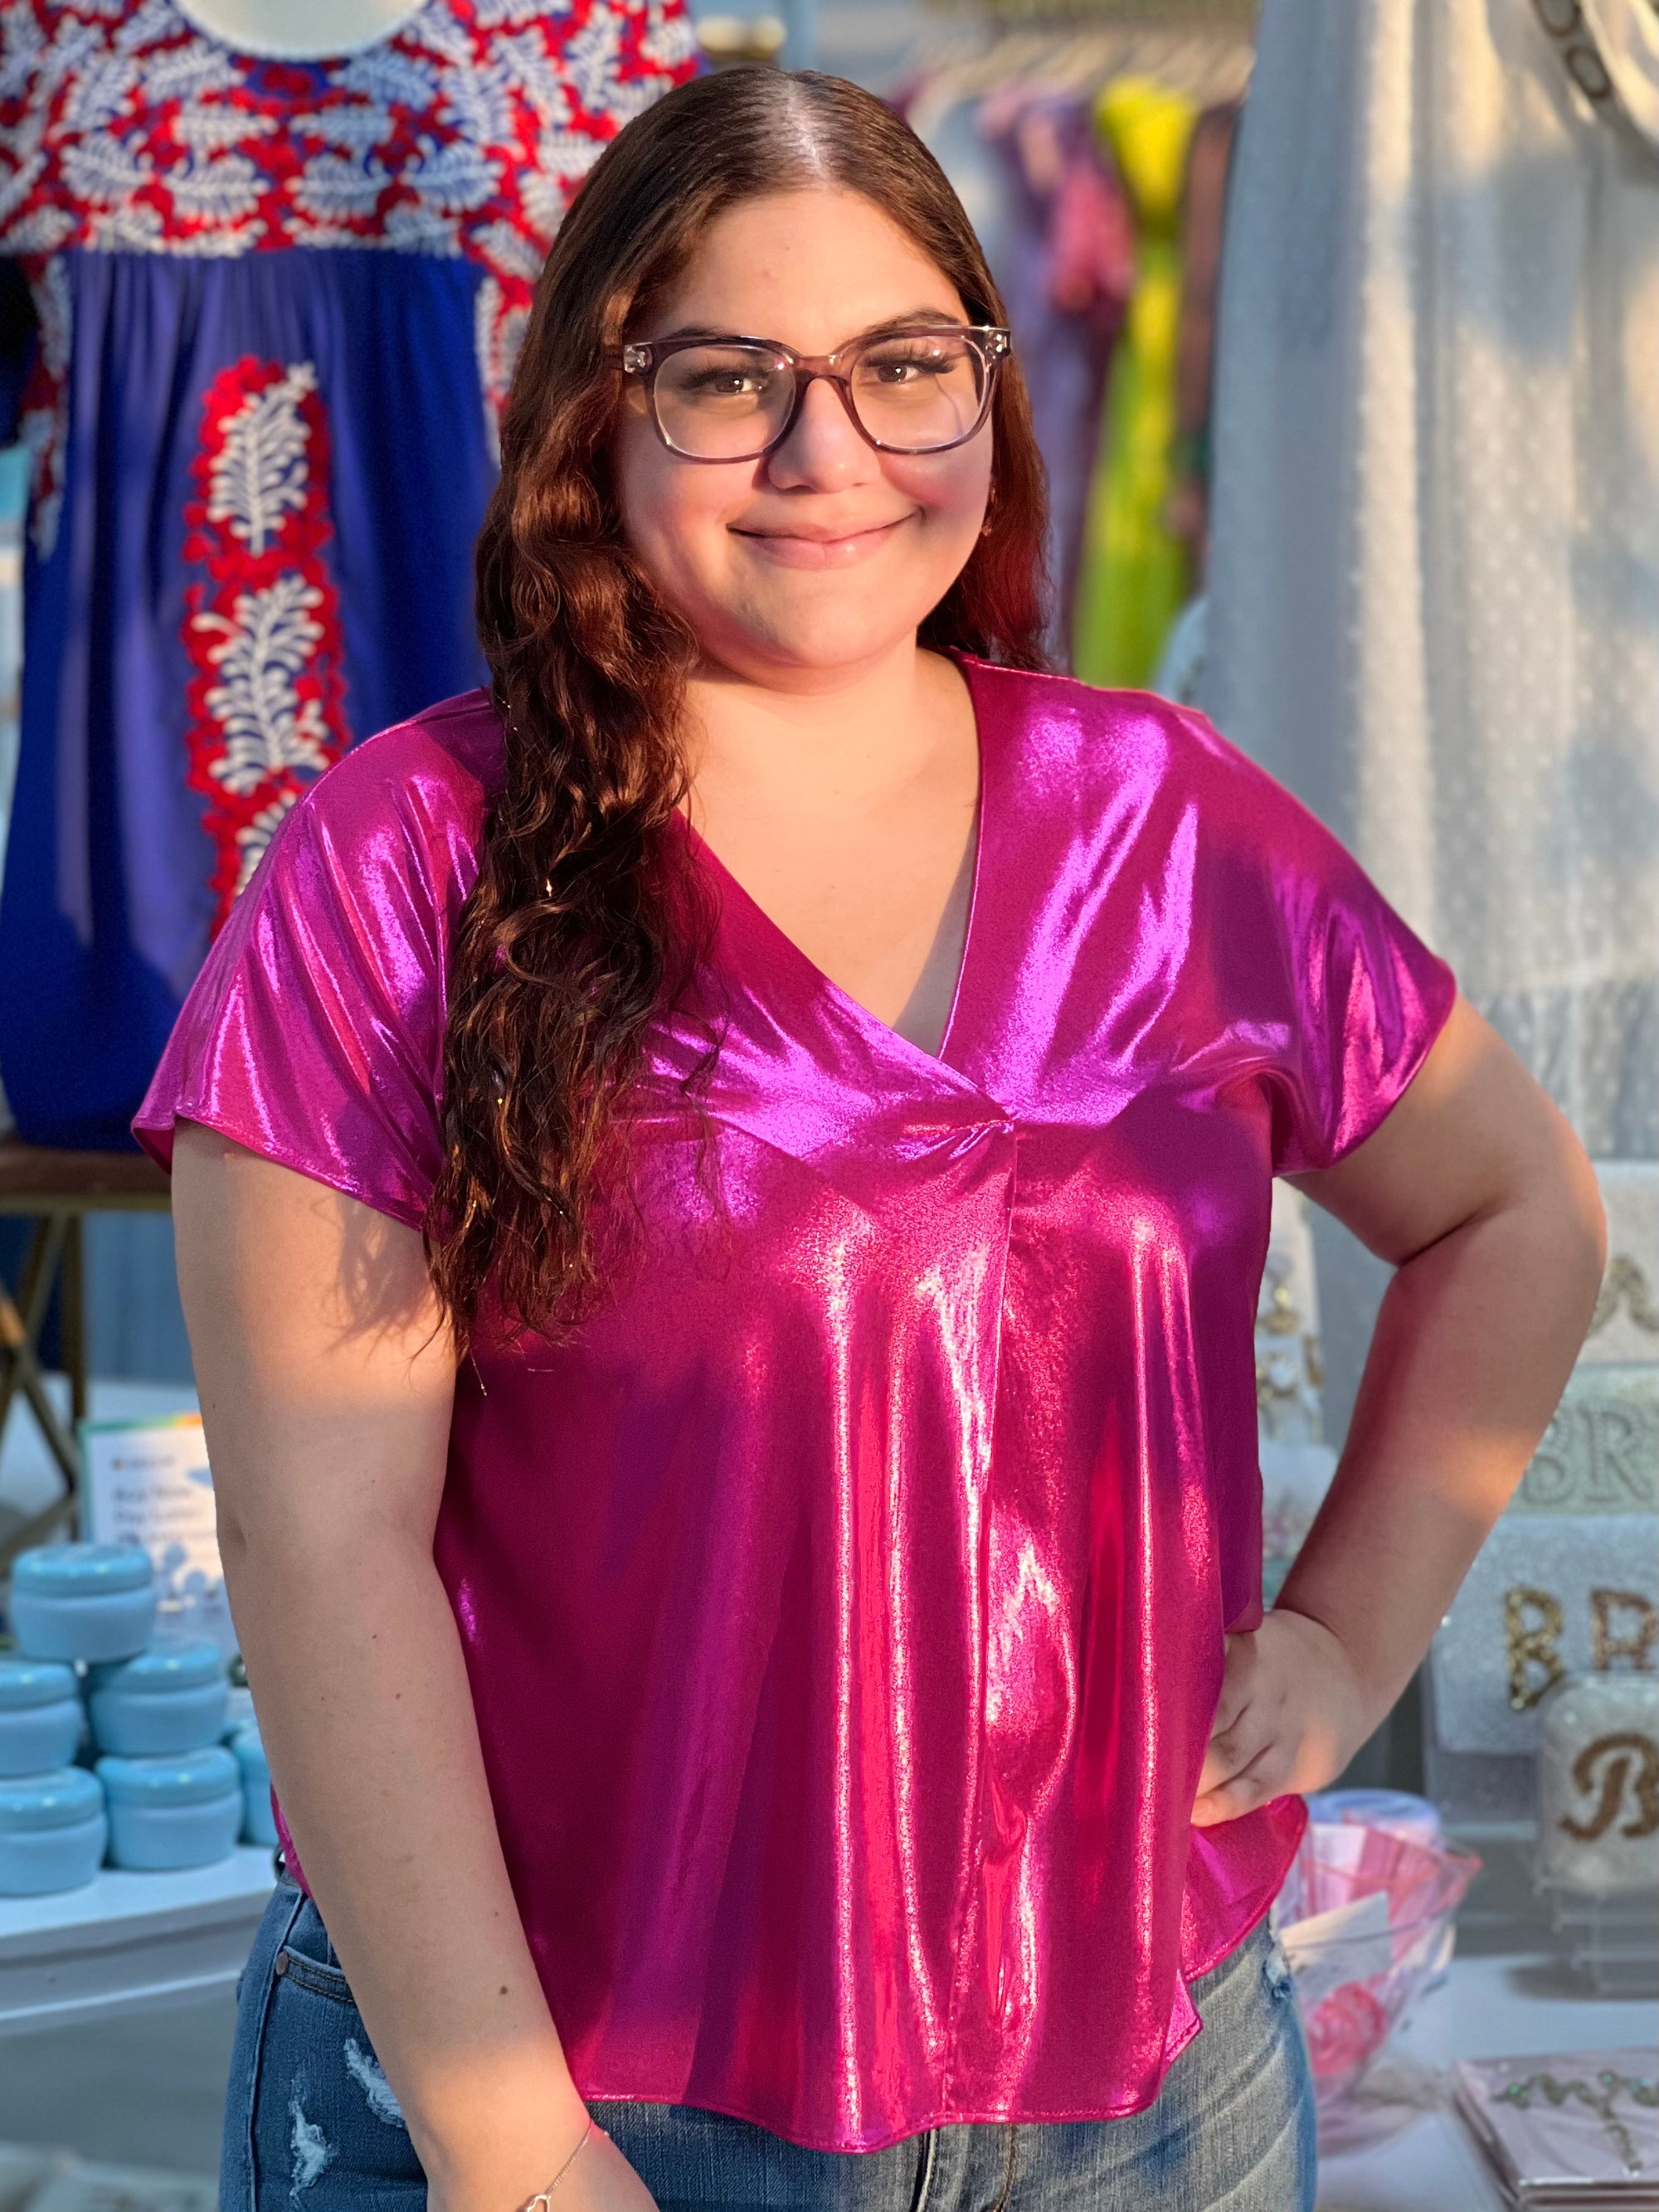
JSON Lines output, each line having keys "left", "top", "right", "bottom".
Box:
{"left": 619, "top": 323, "right": 1012, "bottom": 462}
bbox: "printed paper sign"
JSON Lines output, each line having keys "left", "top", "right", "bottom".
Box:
{"left": 79, "top": 1414, "right": 236, "bottom": 1655}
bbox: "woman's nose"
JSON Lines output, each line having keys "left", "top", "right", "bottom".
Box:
{"left": 764, "top": 374, "right": 876, "bottom": 489}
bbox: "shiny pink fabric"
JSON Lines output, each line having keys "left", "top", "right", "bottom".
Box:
{"left": 136, "top": 659, "right": 1456, "bottom": 2151}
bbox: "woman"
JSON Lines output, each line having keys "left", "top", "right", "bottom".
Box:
{"left": 139, "top": 67, "right": 1604, "bottom": 2212}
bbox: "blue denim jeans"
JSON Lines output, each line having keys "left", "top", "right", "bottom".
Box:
{"left": 221, "top": 1875, "right": 1316, "bottom": 2211}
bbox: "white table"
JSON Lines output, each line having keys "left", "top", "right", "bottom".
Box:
{"left": 0, "top": 1849, "right": 275, "bottom": 2038}
{"left": 1316, "top": 1952, "right": 1659, "bottom": 2210}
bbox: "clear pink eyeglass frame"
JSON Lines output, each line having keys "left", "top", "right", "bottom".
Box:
{"left": 618, "top": 323, "right": 1013, "bottom": 461}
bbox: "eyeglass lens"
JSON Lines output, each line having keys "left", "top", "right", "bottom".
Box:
{"left": 652, "top": 333, "right": 990, "bottom": 459}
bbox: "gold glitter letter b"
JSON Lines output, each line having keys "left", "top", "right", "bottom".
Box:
{"left": 1590, "top": 1589, "right": 1658, "bottom": 1674}
{"left": 1506, "top": 1586, "right": 1565, "bottom": 1711}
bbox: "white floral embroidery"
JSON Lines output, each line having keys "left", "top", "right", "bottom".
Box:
{"left": 194, "top": 572, "right": 336, "bottom": 796}
{"left": 289, "top": 153, "right": 395, "bottom": 226}
{"left": 58, "top": 49, "right": 139, "bottom": 133}
{"left": 31, "top": 22, "right": 105, "bottom": 107}
{"left": 61, "top": 133, "right": 151, "bottom": 207}
{"left": 474, "top": 270, "right": 507, "bottom": 455}
{"left": 205, "top": 362, "right": 319, "bottom": 558}
{"left": 563, "top": 12, "right": 654, "bottom": 121}
{"left": 86, "top": 198, "right": 166, "bottom": 251}
{"left": 414, "top": 10, "right": 475, "bottom": 66}
{"left": 22, "top": 255, "right": 71, "bottom": 557}
{"left": 495, "top": 31, "right": 575, "bottom": 126}
{"left": 142, "top": 41, "right": 241, "bottom": 103}
{"left": 472, "top": 0, "right": 561, "bottom": 24}
{"left": 527, "top": 129, "right": 603, "bottom": 193}
{"left": 112, "top": 0, "right": 192, "bottom": 53}
{"left": 469, "top": 217, "right": 546, "bottom": 284}
{"left": 494, "top": 298, "right": 528, "bottom": 413}
{"left": 332, "top": 45, "right": 441, "bottom": 113}
{"left": 640, "top": 7, "right": 696, "bottom": 70}
{"left": 168, "top": 153, "right": 263, "bottom": 226}
{"left": 32, "top": 252, "right": 71, "bottom": 380}
{"left": 379, "top": 199, "right": 467, "bottom": 253}
{"left": 306, "top": 104, "right": 404, "bottom": 156}
{"left": 0, "top": 12, "right": 47, "bottom": 104}
{"left": 0, "top": 154, "right": 46, "bottom": 234}
{"left": 119, "top": 211, "right": 255, "bottom": 256}
{"left": 437, "top": 54, "right": 516, "bottom": 146}
{"left": 3, "top": 203, "right": 72, "bottom": 254}
{"left": 233, "top": 790, "right": 299, "bottom": 897}
{"left": 403, "top": 135, "right": 501, "bottom": 215}
{"left": 171, "top": 105, "right": 278, "bottom": 158}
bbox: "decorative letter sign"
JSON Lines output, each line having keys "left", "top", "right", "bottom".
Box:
{"left": 1431, "top": 1519, "right": 1658, "bottom": 1756}
{"left": 1537, "top": 1675, "right": 1659, "bottom": 1895}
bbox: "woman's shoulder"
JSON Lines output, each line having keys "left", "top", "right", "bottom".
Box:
{"left": 212, "top": 685, "right": 506, "bottom": 1003}
{"left": 135, "top": 692, "right": 506, "bottom": 1205}
{"left": 259, "top": 685, "right": 506, "bottom": 902}
{"left": 964, "top": 659, "right": 1294, "bottom": 830}
{"left": 294, "top": 688, "right": 506, "bottom": 868}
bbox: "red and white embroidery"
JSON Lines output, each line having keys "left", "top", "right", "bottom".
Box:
{"left": 16, "top": 254, "right": 69, "bottom": 557}
{"left": 0, "top": 0, "right": 698, "bottom": 548}
{"left": 183, "top": 357, "right": 351, "bottom": 928}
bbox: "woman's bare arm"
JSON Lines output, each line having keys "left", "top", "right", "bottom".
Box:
{"left": 173, "top": 1122, "right": 645, "bottom": 2212}
{"left": 1194, "top": 997, "right": 1607, "bottom": 1822}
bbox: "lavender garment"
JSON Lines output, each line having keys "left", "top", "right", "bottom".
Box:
{"left": 135, "top": 659, "right": 1456, "bottom": 2151}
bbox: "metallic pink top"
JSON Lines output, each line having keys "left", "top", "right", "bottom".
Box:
{"left": 136, "top": 659, "right": 1456, "bottom": 2151}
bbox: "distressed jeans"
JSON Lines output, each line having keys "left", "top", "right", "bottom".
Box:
{"left": 221, "top": 1874, "right": 1316, "bottom": 2211}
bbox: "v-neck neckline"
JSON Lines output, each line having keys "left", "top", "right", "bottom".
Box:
{"left": 672, "top": 654, "right": 995, "bottom": 1087}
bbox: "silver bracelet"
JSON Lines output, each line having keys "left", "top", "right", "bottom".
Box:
{"left": 518, "top": 2117, "right": 599, "bottom": 2212}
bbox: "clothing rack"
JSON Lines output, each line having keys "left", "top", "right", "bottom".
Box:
{"left": 902, "top": 18, "right": 1253, "bottom": 138}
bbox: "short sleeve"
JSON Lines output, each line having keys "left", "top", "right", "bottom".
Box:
{"left": 1185, "top": 713, "right": 1459, "bottom": 1179}
{"left": 134, "top": 707, "right": 496, "bottom": 1228}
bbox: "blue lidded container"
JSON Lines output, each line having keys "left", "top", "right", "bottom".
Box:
{"left": 88, "top": 1641, "right": 228, "bottom": 1757}
{"left": 97, "top": 1748, "right": 243, "bottom": 1870}
{"left": 0, "top": 1766, "right": 107, "bottom": 1894}
{"left": 0, "top": 1658, "right": 84, "bottom": 1777}
{"left": 229, "top": 1724, "right": 278, "bottom": 1847}
{"left": 8, "top": 1544, "right": 156, "bottom": 1663}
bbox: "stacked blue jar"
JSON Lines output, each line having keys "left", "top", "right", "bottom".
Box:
{"left": 0, "top": 1659, "right": 83, "bottom": 1776}
{"left": 8, "top": 1544, "right": 156, "bottom": 1662}
{"left": 88, "top": 1641, "right": 228, "bottom": 1757}
{"left": 96, "top": 1748, "right": 245, "bottom": 1871}
{"left": 2, "top": 1542, "right": 255, "bottom": 1890}
{"left": 0, "top": 1767, "right": 107, "bottom": 1894}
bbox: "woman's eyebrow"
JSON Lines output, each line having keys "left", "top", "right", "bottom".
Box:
{"left": 878, "top": 307, "right": 967, "bottom": 327}
{"left": 652, "top": 309, "right": 969, "bottom": 346}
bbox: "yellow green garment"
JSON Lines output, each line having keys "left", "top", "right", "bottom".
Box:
{"left": 1072, "top": 76, "right": 1198, "bottom": 689}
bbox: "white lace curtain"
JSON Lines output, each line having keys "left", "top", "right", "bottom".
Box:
{"left": 1199, "top": 0, "right": 1659, "bottom": 1157}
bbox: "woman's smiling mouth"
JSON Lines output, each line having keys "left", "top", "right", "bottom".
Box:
{"left": 731, "top": 513, "right": 914, "bottom": 567}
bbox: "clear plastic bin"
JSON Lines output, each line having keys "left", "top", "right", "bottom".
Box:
{"left": 1274, "top": 1813, "right": 1481, "bottom": 2127}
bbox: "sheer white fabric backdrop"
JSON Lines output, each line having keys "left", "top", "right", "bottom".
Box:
{"left": 1199, "top": 0, "right": 1659, "bottom": 1158}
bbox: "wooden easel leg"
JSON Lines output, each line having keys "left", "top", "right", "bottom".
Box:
{"left": 0, "top": 1220, "right": 53, "bottom": 1441}
{"left": 64, "top": 1213, "right": 86, "bottom": 1437}
{"left": 0, "top": 1216, "right": 84, "bottom": 1570}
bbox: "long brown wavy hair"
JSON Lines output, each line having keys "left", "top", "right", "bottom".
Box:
{"left": 430, "top": 67, "right": 1050, "bottom": 1349}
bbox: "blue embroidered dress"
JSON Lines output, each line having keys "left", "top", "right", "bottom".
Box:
{"left": 0, "top": 0, "right": 694, "bottom": 1145}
